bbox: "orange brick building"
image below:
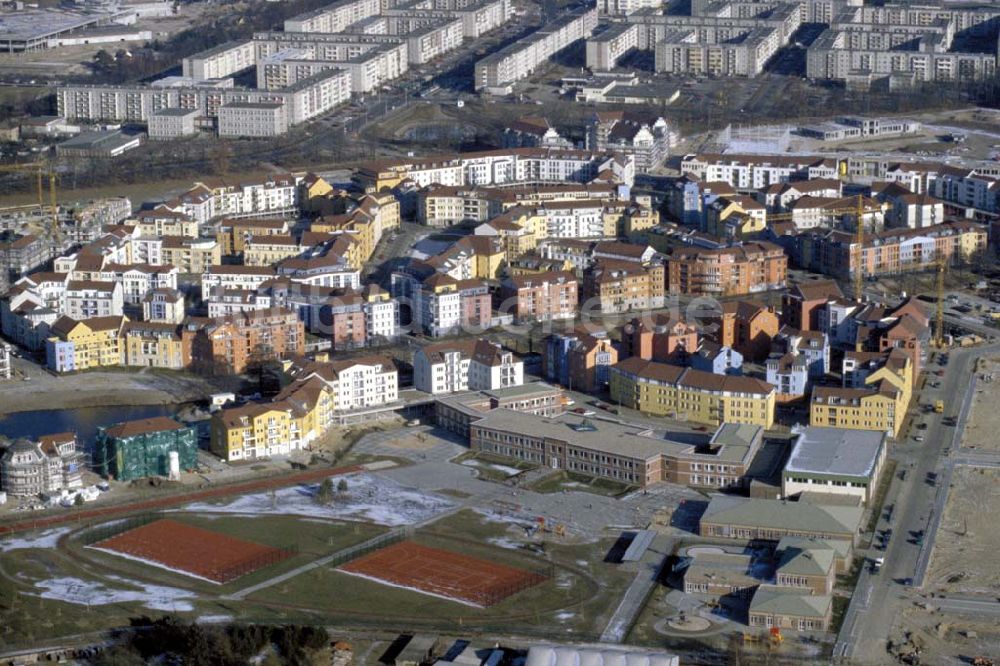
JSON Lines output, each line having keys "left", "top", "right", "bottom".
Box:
{"left": 188, "top": 308, "right": 305, "bottom": 375}
{"left": 667, "top": 242, "right": 787, "bottom": 297}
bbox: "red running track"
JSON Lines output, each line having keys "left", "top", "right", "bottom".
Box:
{"left": 0, "top": 464, "right": 363, "bottom": 537}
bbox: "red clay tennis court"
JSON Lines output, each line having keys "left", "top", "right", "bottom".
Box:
{"left": 338, "top": 540, "right": 546, "bottom": 607}
{"left": 91, "top": 518, "right": 292, "bottom": 584}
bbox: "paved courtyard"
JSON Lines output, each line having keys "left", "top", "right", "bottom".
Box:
{"left": 353, "top": 427, "right": 706, "bottom": 539}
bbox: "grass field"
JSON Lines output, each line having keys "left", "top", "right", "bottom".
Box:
{"left": 528, "top": 471, "right": 636, "bottom": 497}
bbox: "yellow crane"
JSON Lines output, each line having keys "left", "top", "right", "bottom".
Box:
{"left": 935, "top": 254, "right": 947, "bottom": 348}
{"left": 0, "top": 161, "right": 60, "bottom": 247}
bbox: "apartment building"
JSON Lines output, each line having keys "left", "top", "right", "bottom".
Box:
{"left": 358, "top": 148, "right": 635, "bottom": 191}
{"left": 133, "top": 209, "right": 199, "bottom": 239}
{"left": 781, "top": 280, "right": 844, "bottom": 332}
{"left": 586, "top": 111, "right": 671, "bottom": 174}
{"left": 0, "top": 341, "right": 10, "bottom": 380}
{"left": 218, "top": 102, "right": 289, "bottom": 138}
{"left": 655, "top": 26, "right": 784, "bottom": 77}
{"left": 148, "top": 107, "right": 200, "bottom": 139}
{"left": 284, "top": 0, "right": 382, "bottom": 33}
{"left": 201, "top": 265, "right": 278, "bottom": 297}
{"left": 121, "top": 321, "right": 190, "bottom": 370}
{"left": 791, "top": 220, "right": 988, "bottom": 282}
{"left": 0, "top": 233, "right": 52, "bottom": 283}
{"left": 141, "top": 288, "right": 185, "bottom": 325}
{"left": 182, "top": 39, "right": 257, "bottom": 80}
{"left": 390, "top": 269, "right": 492, "bottom": 336}
{"left": 160, "top": 237, "right": 220, "bottom": 275}
{"left": 666, "top": 242, "right": 787, "bottom": 297}
{"left": 809, "top": 347, "right": 912, "bottom": 437}
{"left": 680, "top": 153, "right": 840, "bottom": 190}
{"left": 498, "top": 271, "right": 578, "bottom": 322}
{"left": 414, "top": 338, "right": 522, "bottom": 394}
{"left": 475, "top": 7, "right": 598, "bottom": 92}
{"left": 46, "top": 315, "right": 127, "bottom": 373}
{"left": 63, "top": 280, "right": 124, "bottom": 320}
{"left": 586, "top": 22, "right": 641, "bottom": 70}
{"left": 211, "top": 401, "right": 314, "bottom": 462}
{"left": 57, "top": 69, "right": 349, "bottom": 131}
{"left": 470, "top": 410, "right": 764, "bottom": 490}
{"left": 187, "top": 308, "right": 305, "bottom": 375}
{"left": 0, "top": 434, "right": 83, "bottom": 497}
{"left": 502, "top": 116, "right": 574, "bottom": 150}
{"left": 542, "top": 330, "right": 618, "bottom": 392}
{"left": 295, "top": 356, "right": 399, "bottom": 412}
{"left": 621, "top": 315, "right": 699, "bottom": 364}
{"left": 585, "top": 259, "right": 666, "bottom": 313}
{"left": 468, "top": 339, "right": 524, "bottom": 391}
{"left": 610, "top": 357, "right": 776, "bottom": 427}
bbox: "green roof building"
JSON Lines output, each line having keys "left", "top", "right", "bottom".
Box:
{"left": 748, "top": 585, "right": 832, "bottom": 632}
{"left": 95, "top": 416, "right": 197, "bottom": 481}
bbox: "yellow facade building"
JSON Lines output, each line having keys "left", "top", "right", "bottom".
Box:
{"left": 46, "top": 315, "right": 128, "bottom": 373}
{"left": 610, "top": 357, "right": 775, "bottom": 428}
{"left": 122, "top": 321, "right": 190, "bottom": 370}
{"left": 810, "top": 349, "right": 912, "bottom": 437}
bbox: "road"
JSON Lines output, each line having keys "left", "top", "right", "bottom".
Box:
{"left": 836, "top": 342, "right": 1000, "bottom": 663}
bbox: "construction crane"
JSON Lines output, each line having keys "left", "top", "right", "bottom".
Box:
{"left": 760, "top": 194, "right": 881, "bottom": 302}
{"left": 935, "top": 254, "right": 947, "bottom": 348}
{"left": 0, "top": 161, "right": 61, "bottom": 250}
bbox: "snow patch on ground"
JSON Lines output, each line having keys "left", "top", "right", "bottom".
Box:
{"left": 0, "top": 527, "right": 70, "bottom": 552}
{"left": 33, "top": 576, "right": 197, "bottom": 611}
{"left": 460, "top": 459, "right": 521, "bottom": 477}
{"left": 181, "top": 472, "right": 454, "bottom": 526}
{"left": 335, "top": 568, "right": 483, "bottom": 608}
{"left": 472, "top": 507, "right": 537, "bottom": 530}
{"left": 199, "top": 614, "right": 235, "bottom": 623}
{"left": 88, "top": 545, "right": 222, "bottom": 585}
{"left": 556, "top": 611, "right": 576, "bottom": 621}
{"left": 487, "top": 537, "right": 524, "bottom": 550}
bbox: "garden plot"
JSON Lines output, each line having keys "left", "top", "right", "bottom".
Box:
{"left": 181, "top": 472, "right": 454, "bottom": 526}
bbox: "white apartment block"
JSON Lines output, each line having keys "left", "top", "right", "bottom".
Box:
{"left": 655, "top": 26, "right": 782, "bottom": 77}
{"left": 318, "top": 357, "right": 399, "bottom": 411}
{"left": 284, "top": 0, "right": 382, "bottom": 34}
{"left": 475, "top": 7, "right": 598, "bottom": 92}
{"left": 148, "top": 107, "right": 200, "bottom": 139}
{"left": 586, "top": 22, "right": 640, "bottom": 71}
{"left": 142, "top": 288, "right": 185, "bottom": 324}
{"left": 0, "top": 342, "right": 11, "bottom": 380}
{"left": 413, "top": 341, "right": 472, "bottom": 394}
{"left": 405, "top": 19, "right": 465, "bottom": 65}
{"left": 56, "top": 68, "right": 349, "bottom": 131}
{"left": 680, "top": 153, "right": 839, "bottom": 189}
{"left": 598, "top": 0, "right": 663, "bottom": 16}
{"left": 467, "top": 339, "right": 523, "bottom": 391}
{"left": 201, "top": 173, "right": 301, "bottom": 219}
{"left": 182, "top": 39, "right": 257, "bottom": 80}
{"left": 201, "top": 265, "right": 277, "bottom": 296}
{"left": 63, "top": 281, "right": 124, "bottom": 319}
{"left": 218, "top": 102, "right": 289, "bottom": 138}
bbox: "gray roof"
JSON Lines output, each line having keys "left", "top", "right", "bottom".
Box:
{"left": 701, "top": 495, "right": 862, "bottom": 537}
{"left": 153, "top": 107, "right": 200, "bottom": 117}
{"left": 785, "top": 426, "right": 887, "bottom": 481}
{"left": 750, "top": 585, "right": 831, "bottom": 619}
{"left": 776, "top": 537, "right": 838, "bottom": 577}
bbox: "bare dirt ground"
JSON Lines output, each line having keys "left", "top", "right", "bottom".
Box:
{"left": 926, "top": 466, "right": 1000, "bottom": 596}
{"left": 0, "top": 357, "right": 234, "bottom": 415}
{"left": 888, "top": 607, "right": 1000, "bottom": 665}
{"left": 960, "top": 357, "right": 1000, "bottom": 451}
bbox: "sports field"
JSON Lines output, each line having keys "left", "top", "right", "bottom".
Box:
{"left": 338, "top": 540, "right": 546, "bottom": 607}
{"left": 91, "top": 518, "right": 292, "bottom": 584}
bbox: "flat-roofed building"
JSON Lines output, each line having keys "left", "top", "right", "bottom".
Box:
{"left": 182, "top": 39, "right": 256, "bottom": 80}
{"left": 470, "top": 411, "right": 765, "bottom": 489}
{"left": 783, "top": 426, "right": 888, "bottom": 504}
{"left": 148, "top": 107, "right": 200, "bottom": 140}
{"left": 217, "top": 102, "right": 288, "bottom": 138}
{"left": 435, "top": 382, "right": 566, "bottom": 438}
